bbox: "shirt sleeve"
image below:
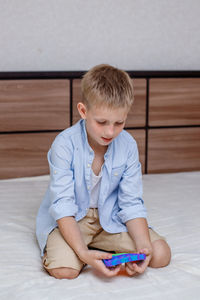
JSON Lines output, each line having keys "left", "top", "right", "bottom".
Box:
{"left": 117, "top": 139, "right": 147, "bottom": 224}
{"left": 47, "top": 135, "right": 78, "bottom": 221}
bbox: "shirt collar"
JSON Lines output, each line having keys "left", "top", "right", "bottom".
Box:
{"left": 81, "top": 119, "right": 94, "bottom": 154}
{"left": 80, "top": 119, "right": 113, "bottom": 158}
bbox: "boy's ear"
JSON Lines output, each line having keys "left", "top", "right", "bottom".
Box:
{"left": 77, "top": 102, "right": 87, "bottom": 119}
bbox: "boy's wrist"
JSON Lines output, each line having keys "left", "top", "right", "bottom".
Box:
{"left": 77, "top": 248, "right": 89, "bottom": 262}
{"left": 130, "top": 231, "right": 153, "bottom": 254}
{"left": 136, "top": 242, "right": 153, "bottom": 257}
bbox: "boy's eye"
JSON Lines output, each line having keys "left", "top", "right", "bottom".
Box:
{"left": 115, "top": 122, "right": 124, "bottom": 126}
{"left": 96, "top": 120, "right": 125, "bottom": 126}
{"left": 97, "top": 121, "right": 106, "bottom": 125}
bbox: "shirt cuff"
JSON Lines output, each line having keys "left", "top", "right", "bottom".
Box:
{"left": 117, "top": 205, "right": 147, "bottom": 224}
{"left": 49, "top": 200, "right": 78, "bottom": 221}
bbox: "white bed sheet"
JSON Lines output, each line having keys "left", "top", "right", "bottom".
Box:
{"left": 0, "top": 172, "right": 200, "bottom": 300}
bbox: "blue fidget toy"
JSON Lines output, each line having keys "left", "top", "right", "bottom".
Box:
{"left": 103, "top": 253, "right": 146, "bottom": 267}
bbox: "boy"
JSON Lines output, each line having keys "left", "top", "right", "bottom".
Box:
{"left": 36, "top": 64, "right": 171, "bottom": 279}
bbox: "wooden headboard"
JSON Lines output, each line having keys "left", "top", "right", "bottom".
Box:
{"left": 0, "top": 71, "right": 200, "bottom": 179}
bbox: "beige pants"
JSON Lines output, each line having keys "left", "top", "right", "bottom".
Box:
{"left": 43, "top": 208, "right": 165, "bottom": 271}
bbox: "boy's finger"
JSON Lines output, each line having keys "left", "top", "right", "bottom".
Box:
{"left": 103, "top": 264, "right": 121, "bottom": 277}
{"left": 99, "top": 259, "right": 121, "bottom": 274}
{"left": 125, "top": 261, "right": 134, "bottom": 270}
{"left": 126, "top": 260, "right": 146, "bottom": 274}
{"left": 133, "top": 261, "right": 148, "bottom": 274}
{"left": 99, "top": 252, "right": 113, "bottom": 260}
{"left": 92, "top": 250, "right": 112, "bottom": 260}
{"left": 125, "top": 264, "right": 137, "bottom": 276}
{"left": 139, "top": 248, "right": 150, "bottom": 255}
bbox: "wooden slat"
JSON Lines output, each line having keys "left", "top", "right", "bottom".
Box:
{"left": 0, "top": 132, "right": 59, "bottom": 179}
{"left": 149, "top": 78, "right": 200, "bottom": 126}
{"left": 148, "top": 128, "right": 200, "bottom": 173}
{"left": 126, "top": 129, "right": 145, "bottom": 173}
{"left": 72, "top": 79, "right": 146, "bottom": 127}
{"left": 0, "top": 79, "right": 70, "bottom": 132}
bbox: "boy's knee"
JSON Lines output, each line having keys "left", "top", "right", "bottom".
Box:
{"left": 150, "top": 239, "right": 171, "bottom": 268}
{"left": 47, "top": 267, "right": 80, "bottom": 279}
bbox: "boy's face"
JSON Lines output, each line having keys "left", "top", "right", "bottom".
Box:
{"left": 77, "top": 102, "right": 128, "bottom": 151}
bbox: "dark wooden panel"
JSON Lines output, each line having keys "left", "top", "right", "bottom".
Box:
{"left": 149, "top": 78, "right": 200, "bottom": 126}
{"left": 72, "top": 79, "right": 82, "bottom": 124}
{"left": 0, "top": 132, "right": 59, "bottom": 179}
{"left": 148, "top": 128, "right": 200, "bottom": 173}
{"left": 0, "top": 130, "right": 145, "bottom": 178}
{"left": 0, "top": 79, "right": 70, "bottom": 132}
{"left": 126, "top": 129, "right": 145, "bottom": 173}
{"left": 126, "top": 79, "right": 146, "bottom": 127}
{"left": 72, "top": 79, "right": 146, "bottom": 127}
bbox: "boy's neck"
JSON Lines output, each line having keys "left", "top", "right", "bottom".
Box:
{"left": 87, "top": 135, "right": 108, "bottom": 156}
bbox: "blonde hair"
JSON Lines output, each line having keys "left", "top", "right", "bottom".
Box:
{"left": 81, "top": 64, "right": 134, "bottom": 110}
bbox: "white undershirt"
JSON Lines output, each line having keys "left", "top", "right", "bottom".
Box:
{"left": 89, "top": 168, "right": 103, "bottom": 208}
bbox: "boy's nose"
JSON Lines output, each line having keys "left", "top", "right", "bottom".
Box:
{"left": 105, "top": 125, "right": 114, "bottom": 137}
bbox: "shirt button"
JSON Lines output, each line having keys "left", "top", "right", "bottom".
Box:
{"left": 87, "top": 164, "right": 91, "bottom": 167}
{"left": 114, "top": 172, "right": 118, "bottom": 176}
{"left": 54, "top": 170, "right": 57, "bottom": 174}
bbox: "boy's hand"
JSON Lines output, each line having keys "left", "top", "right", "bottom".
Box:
{"left": 79, "top": 249, "right": 121, "bottom": 277}
{"left": 125, "top": 248, "right": 152, "bottom": 276}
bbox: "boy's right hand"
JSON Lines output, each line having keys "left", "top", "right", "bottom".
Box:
{"left": 79, "top": 249, "right": 121, "bottom": 277}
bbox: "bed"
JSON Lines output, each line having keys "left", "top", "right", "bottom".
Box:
{"left": 0, "top": 71, "right": 200, "bottom": 299}
{"left": 1, "top": 171, "right": 200, "bottom": 300}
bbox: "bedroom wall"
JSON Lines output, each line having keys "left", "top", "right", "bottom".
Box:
{"left": 0, "top": 0, "right": 200, "bottom": 71}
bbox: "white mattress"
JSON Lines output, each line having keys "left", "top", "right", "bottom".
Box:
{"left": 0, "top": 172, "right": 200, "bottom": 300}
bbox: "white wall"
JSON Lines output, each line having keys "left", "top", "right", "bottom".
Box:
{"left": 1, "top": 0, "right": 200, "bottom": 71}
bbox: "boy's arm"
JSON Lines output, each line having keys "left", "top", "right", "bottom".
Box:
{"left": 117, "top": 138, "right": 151, "bottom": 275}
{"left": 57, "top": 216, "right": 88, "bottom": 254}
{"left": 117, "top": 140, "right": 147, "bottom": 226}
{"left": 57, "top": 216, "right": 121, "bottom": 277}
{"left": 126, "top": 218, "right": 152, "bottom": 251}
{"left": 125, "top": 218, "right": 153, "bottom": 275}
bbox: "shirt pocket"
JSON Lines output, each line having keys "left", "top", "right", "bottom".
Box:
{"left": 110, "top": 164, "right": 126, "bottom": 187}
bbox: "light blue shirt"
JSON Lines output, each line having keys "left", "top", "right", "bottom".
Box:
{"left": 36, "top": 119, "right": 147, "bottom": 256}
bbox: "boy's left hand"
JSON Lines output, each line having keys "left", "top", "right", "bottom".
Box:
{"left": 125, "top": 248, "right": 152, "bottom": 276}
